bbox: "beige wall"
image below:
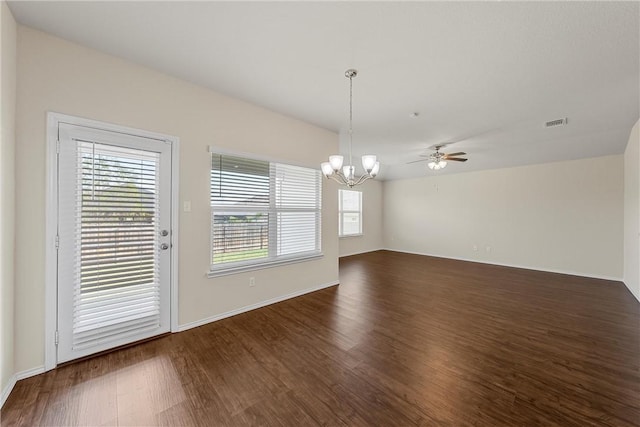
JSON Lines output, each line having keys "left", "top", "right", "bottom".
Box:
{"left": 1, "top": 0, "right": 17, "bottom": 402}
{"left": 624, "top": 120, "right": 640, "bottom": 301}
{"left": 383, "top": 155, "right": 624, "bottom": 279}
{"left": 15, "top": 26, "right": 339, "bottom": 373}
{"left": 339, "top": 179, "right": 383, "bottom": 257}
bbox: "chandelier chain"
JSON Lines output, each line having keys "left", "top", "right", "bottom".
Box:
{"left": 349, "top": 72, "right": 353, "bottom": 168}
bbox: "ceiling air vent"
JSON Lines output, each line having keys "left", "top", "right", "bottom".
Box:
{"left": 545, "top": 118, "right": 568, "bottom": 128}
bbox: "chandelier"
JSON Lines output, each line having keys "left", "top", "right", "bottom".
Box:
{"left": 321, "top": 69, "right": 379, "bottom": 187}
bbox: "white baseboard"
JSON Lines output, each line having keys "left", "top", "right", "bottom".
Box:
{"left": 177, "top": 280, "right": 340, "bottom": 332}
{"left": 623, "top": 282, "right": 640, "bottom": 303}
{"left": 381, "top": 248, "right": 623, "bottom": 282}
{"left": 1, "top": 376, "right": 16, "bottom": 409}
{"left": 15, "top": 366, "right": 45, "bottom": 381}
{"left": 1, "top": 365, "right": 45, "bottom": 409}
{"left": 339, "top": 248, "right": 385, "bottom": 258}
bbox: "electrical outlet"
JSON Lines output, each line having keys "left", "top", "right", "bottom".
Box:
{"left": 473, "top": 245, "right": 478, "bottom": 252}
{"left": 249, "top": 277, "right": 255, "bottom": 287}
{"left": 485, "top": 246, "right": 492, "bottom": 252}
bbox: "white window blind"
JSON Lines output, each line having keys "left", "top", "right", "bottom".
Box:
{"left": 210, "top": 153, "right": 321, "bottom": 273}
{"left": 339, "top": 189, "right": 362, "bottom": 237}
{"left": 61, "top": 141, "right": 162, "bottom": 350}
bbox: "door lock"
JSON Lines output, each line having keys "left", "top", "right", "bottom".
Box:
{"left": 160, "top": 230, "right": 169, "bottom": 237}
{"left": 160, "top": 243, "right": 170, "bottom": 250}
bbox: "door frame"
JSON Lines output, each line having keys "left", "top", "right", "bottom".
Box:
{"left": 44, "top": 112, "right": 180, "bottom": 371}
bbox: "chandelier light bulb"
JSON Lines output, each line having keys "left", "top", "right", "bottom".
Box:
{"left": 343, "top": 165, "right": 355, "bottom": 180}
{"left": 321, "top": 162, "right": 334, "bottom": 177}
{"left": 361, "top": 155, "right": 377, "bottom": 172}
{"left": 370, "top": 161, "right": 380, "bottom": 177}
{"left": 329, "top": 155, "right": 344, "bottom": 171}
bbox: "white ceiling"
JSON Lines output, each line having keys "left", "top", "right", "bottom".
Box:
{"left": 8, "top": 1, "right": 640, "bottom": 180}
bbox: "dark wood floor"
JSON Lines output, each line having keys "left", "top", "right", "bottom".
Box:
{"left": 2, "top": 250, "right": 639, "bottom": 426}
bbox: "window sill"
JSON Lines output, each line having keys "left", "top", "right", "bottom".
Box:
{"left": 208, "top": 253, "right": 324, "bottom": 278}
{"left": 339, "top": 234, "right": 363, "bottom": 238}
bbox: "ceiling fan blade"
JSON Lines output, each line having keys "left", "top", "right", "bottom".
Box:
{"left": 407, "top": 158, "right": 430, "bottom": 164}
{"left": 445, "top": 152, "right": 466, "bottom": 157}
{"left": 445, "top": 157, "right": 468, "bottom": 162}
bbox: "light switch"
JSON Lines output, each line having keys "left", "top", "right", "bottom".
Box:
{"left": 183, "top": 201, "right": 191, "bottom": 212}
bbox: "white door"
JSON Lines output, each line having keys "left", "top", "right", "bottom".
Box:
{"left": 56, "top": 122, "right": 172, "bottom": 363}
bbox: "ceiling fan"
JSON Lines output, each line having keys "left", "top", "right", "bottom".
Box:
{"left": 408, "top": 145, "right": 468, "bottom": 170}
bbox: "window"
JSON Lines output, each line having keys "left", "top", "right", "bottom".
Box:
{"left": 210, "top": 153, "right": 322, "bottom": 275}
{"left": 339, "top": 189, "right": 362, "bottom": 237}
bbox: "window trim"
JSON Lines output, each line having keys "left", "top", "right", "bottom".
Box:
{"left": 209, "top": 149, "right": 322, "bottom": 276}
{"left": 207, "top": 252, "right": 323, "bottom": 278}
{"left": 339, "top": 189, "right": 363, "bottom": 237}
